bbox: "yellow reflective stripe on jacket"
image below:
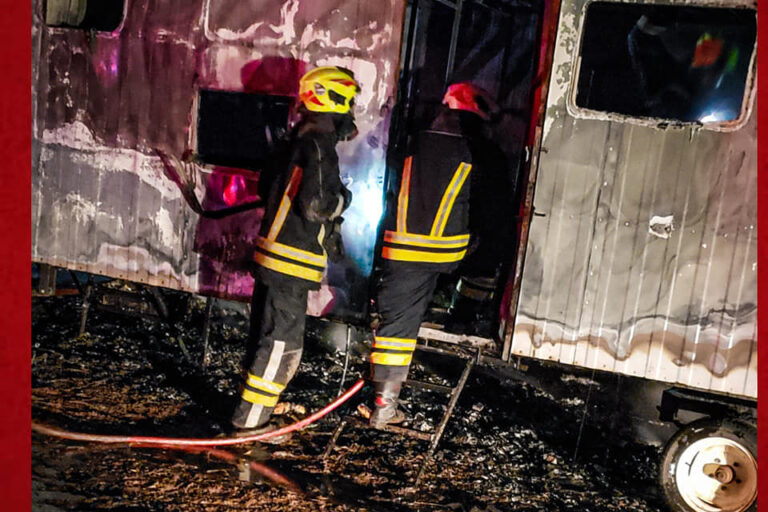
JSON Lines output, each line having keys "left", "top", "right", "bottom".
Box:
{"left": 267, "top": 165, "right": 303, "bottom": 241}
{"left": 241, "top": 388, "right": 279, "bottom": 407}
{"left": 254, "top": 251, "right": 324, "bottom": 282}
{"left": 246, "top": 374, "right": 286, "bottom": 395}
{"left": 396, "top": 157, "right": 413, "bottom": 233}
{"left": 430, "top": 162, "right": 472, "bottom": 237}
{"left": 382, "top": 246, "right": 467, "bottom": 263}
{"left": 370, "top": 351, "right": 413, "bottom": 367}
{"left": 383, "top": 230, "right": 470, "bottom": 249}
{"left": 256, "top": 237, "right": 326, "bottom": 268}
{"left": 372, "top": 337, "right": 417, "bottom": 351}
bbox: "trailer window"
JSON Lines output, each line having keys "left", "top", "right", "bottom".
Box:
{"left": 45, "top": 0, "right": 124, "bottom": 32}
{"left": 573, "top": 2, "right": 756, "bottom": 125}
{"left": 196, "top": 90, "right": 292, "bottom": 170}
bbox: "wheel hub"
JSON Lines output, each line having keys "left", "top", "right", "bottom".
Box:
{"left": 675, "top": 436, "right": 757, "bottom": 512}
{"left": 702, "top": 463, "right": 735, "bottom": 485}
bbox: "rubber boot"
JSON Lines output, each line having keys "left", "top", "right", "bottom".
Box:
{"left": 369, "top": 380, "right": 406, "bottom": 428}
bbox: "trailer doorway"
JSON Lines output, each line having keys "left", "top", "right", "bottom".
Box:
{"left": 380, "top": 0, "right": 545, "bottom": 341}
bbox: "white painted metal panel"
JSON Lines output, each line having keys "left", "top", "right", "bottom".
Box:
{"left": 512, "top": 0, "right": 757, "bottom": 399}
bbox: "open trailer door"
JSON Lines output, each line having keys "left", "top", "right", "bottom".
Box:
{"left": 508, "top": 1, "right": 757, "bottom": 510}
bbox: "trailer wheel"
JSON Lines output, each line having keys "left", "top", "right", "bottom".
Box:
{"left": 660, "top": 417, "right": 757, "bottom": 512}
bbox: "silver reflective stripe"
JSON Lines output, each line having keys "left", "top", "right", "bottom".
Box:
{"left": 264, "top": 340, "right": 286, "bottom": 382}
{"left": 384, "top": 230, "right": 470, "bottom": 248}
{"left": 243, "top": 403, "right": 265, "bottom": 428}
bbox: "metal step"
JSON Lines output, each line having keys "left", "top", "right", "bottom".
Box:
{"left": 323, "top": 345, "right": 479, "bottom": 486}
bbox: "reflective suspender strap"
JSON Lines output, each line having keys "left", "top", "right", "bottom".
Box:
{"left": 396, "top": 157, "right": 413, "bottom": 233}
{"left": 430, "top": 162, "right": 472, "bottom": 237}
{"left": 267, "top": 166, "right": 303, "bottom": 241}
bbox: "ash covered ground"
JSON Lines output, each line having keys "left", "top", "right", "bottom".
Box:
{"left": 32, "top": 288, "right": 667, "bottom": 512}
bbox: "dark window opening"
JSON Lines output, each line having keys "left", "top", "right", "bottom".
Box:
{"left": 45, "top": 0, "right": 125, "bottom": 32}
{"left": 196, "top": 90, "right": 292, "bottom": 170}
{"left": 575, "top": 2, "right": 756, "bottom": 124}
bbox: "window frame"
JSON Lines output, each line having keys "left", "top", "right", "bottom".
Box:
{"left": 190, "top": 87, "right": 294, "bottom": 170}
{"left": 565, "top": 0, "right": 757, "bottom": 132}
{"left": 42, "top": 0, "right": 128, "bottom": 35}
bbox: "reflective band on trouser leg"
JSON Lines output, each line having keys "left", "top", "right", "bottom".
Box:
{"left": 241, "top": 387, "right": 280, "bottom": 407}
{"left": 370, "top": 351, "right": 413, "bottom": 366}
{"left": 371, "top": 267, "right": 440, "bottom": 383}
{"left": 233, "top": 280, "right": 310, "bottom": 430}
{"left": 233, "top": 337, "right": 288, "bottom": 429}
{"left": 370, "top": 337, "right": 415, "bottom": 366}
{"left": 246, "top": 373, "right": 287, "bottom": 395}
{"left": 241, "top": 372, "right": 285, "bottom": 407}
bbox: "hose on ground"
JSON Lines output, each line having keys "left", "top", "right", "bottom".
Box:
{"left": 32, "top": 378, "right": 365, "bottom": 447}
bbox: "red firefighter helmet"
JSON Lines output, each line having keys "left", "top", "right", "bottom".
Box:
{"left": 442, "top": 82, "right": 495, "bottom": 120}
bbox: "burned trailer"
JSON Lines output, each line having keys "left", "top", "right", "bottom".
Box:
{"left": 32, "top": 0, "right": 406, "bottom": 317}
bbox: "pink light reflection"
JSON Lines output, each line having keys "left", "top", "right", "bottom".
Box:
{"left": 222, "top": 174, "right": 247, "bottom": 206}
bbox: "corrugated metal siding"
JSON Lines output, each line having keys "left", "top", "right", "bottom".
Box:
{"left": 512, "top": 0, "right": 757, "bottom": 399}
{"left": 31, "top": 0, "right": 406, "bottom": 313}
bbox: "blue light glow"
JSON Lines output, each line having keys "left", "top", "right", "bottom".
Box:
{"left": 340, "top": 164, "right": 385, "bottom": 275}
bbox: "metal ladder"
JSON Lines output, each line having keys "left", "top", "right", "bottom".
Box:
{"left": 322, "top": 343, "right": 479, "bottom": 486}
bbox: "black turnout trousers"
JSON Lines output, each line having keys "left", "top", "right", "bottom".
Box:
{"left": 231, "top": 275, "right": 313, "bottom": 429}
{"left": 369, "top": 263, "right": 441, "bottom": 383}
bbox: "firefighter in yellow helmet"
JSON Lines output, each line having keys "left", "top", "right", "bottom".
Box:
{"left": 230, "top": 66, "right": 360, "bottom": 436}
{"left": 367, "top": 82, "right": 508, "bottom": 427}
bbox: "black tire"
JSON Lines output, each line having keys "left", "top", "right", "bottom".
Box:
{"left": 660, "top": 417, "right": 757, "bottom": 512}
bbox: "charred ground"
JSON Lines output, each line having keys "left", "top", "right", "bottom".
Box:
{"left": 32, "top": 288, "right": 666, "bottom": 512}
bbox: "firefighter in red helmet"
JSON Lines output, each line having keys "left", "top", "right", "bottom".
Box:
{"left": 230, "top": 66, "right": 360, "bottom": 436}
{"left": 367, "top": 82, "right": 507, "bottom": 427}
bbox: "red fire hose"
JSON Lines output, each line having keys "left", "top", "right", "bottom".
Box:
{"left": 32, "top": 378, "right": 365, "bottom": 447}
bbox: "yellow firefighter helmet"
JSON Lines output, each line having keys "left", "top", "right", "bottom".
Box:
{"left": 299, "top": 66, "right": 360, "bottom": 114}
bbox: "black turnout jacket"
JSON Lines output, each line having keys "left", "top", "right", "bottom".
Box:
{"left": 254, "top": 114, "right": 350, "bottom": 289}
{"left": 380, "top": 109, "right": 477, "bottom": 273}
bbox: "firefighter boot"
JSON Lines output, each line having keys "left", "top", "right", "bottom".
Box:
{"left": 231, "top": 400, "right": 292, "bottom": 445}
{"left": 369, "top": 380, "right": 406, "bottom": 428}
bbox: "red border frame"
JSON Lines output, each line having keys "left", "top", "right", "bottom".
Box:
{"left": 6, "top": 0, "right": 765, "bottom": 509}
{"left": 756, "top": 0, "right": 766, "bottom": 506}
{"left": 0, "top": 0, "right": 32, "bottom": 509}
